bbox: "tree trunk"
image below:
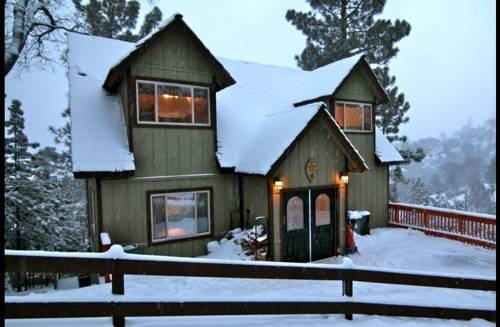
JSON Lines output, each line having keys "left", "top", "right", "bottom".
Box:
{"left": 340, "top": 0, "right": 347, "bottom": 51}
{"left": 5, "top": 0, "right": 30, "bottom": 76}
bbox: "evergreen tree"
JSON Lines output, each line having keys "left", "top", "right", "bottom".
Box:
{"left": 408, "top": 178, "right": 431, "bottom": 206}
{"left": 286, "top": 0, "right": 424, "bottom": 157}
{"left": 73, "top": 0, "right": 163, "bottom": 41}
{"left": 5, "top": 100, "right": 60, "bottom": 252}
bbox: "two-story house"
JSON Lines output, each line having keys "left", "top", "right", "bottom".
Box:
{"left": 68, "top": 14, "right": 403, "bottom": 262}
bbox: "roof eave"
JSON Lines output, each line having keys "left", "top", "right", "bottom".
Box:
{"left": 102, "top": 14, "right": 236, "bottom": 93}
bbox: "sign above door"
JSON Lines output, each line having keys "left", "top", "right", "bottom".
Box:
{"left": 305, "top": 159, "right": 317, "bottom": 182}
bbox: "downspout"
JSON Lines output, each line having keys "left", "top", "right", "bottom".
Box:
{"left": 238, "top": 174, "right": 244, "bottom": 229}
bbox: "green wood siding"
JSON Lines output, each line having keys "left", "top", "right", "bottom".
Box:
{"left": 334, "top": 65, "right": 379, "bottom": 102}
{"left": 242, "top": 175, "right": 268, "bottom": 227}
{"left": 86, "top": 178, "right": 99, "bottom": 252}
{"left": 346, "top": 133, "right": 389, "bottom": 228}
{"left": 100, "top": 174, "right": 239, "bottom": 257}
{"left": 270, "top": 118, "right": 348, "bottom": 260}
{"left": 120, "top": 23, "right": 220, "bottom": 178}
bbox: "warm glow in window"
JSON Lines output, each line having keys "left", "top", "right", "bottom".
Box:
{"left": 334, "top": 102, "right": 372, "bottom": 132}
{"left": 137, "top": 80, "right": 210, "bottom": 126}
{"left": 151, "top": 190, "right": 210, "bottom": 242}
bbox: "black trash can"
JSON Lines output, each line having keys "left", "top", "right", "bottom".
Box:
{"left": 348, "top": 211, "right": 370, "bottom": 235}
{"left": 77, "top": 274, "right": 92, "bottom": 288}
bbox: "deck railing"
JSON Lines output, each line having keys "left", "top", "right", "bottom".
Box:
{"left": 5, "top": 247, "right": 496, "bottom": 326}
{"left": 388, "top": 203, "right": 496, "bottom": 249}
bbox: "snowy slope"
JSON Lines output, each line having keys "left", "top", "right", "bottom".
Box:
{"left": 5, "top": 228, "right": 495, "bottom": 326}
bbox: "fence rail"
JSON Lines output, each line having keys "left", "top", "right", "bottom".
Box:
{"left": 388, "top": 203, "right": 496, "bottom": 249}
{"left": 5, "top": 250, "right": 496, "bottom": 326}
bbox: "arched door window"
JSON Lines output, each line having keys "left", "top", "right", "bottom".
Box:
{"left": 315, "top": 194, "right": 331, "bottom": 226}
{"left": 286, "top": 196, "right": 304, "bottom": 231}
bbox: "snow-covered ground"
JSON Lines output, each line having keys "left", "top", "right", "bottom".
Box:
{"left": 5, "top": 228, "right": 496, "bottom": 326}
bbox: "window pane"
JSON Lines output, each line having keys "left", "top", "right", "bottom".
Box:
{"left": 193, "top": 88, "right": 209, "bottom": 124}
{"left": 167, "top": 193, "right": 197, "bottom": 238}
{"left": 286, "top": 196, "right": 304, "bottom": 231}
{"left": 345, "top": 103, "right": 362, "bottom": 130}
{"left": 157, "top": 85, "right": 192, "bottom": 123}
{"left": 335, "top": 103, "right": 344, "bottom": 128}
{"left": 315, "top": 194, "right": 331, "bottom": 226}
{"left": 196, "top": 192, "right": 209, "bottom": 233}
{"left": 138, "top": 82, "right": 155, "bottom": 122}
{"left": 152, "top": 196, "right": 166, "bottom": 240}
{"left": 363, "top": 105, "right": 371, "bottom": 131}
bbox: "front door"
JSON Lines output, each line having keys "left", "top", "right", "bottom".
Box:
{"left": 311, "top": 188, "right": 336, "bottom": 261}
{"left": 283, "top": 188, "right": 337, "bottom": 262}
{"left": 282, "top": 190, "right": 309, "bottom": 262}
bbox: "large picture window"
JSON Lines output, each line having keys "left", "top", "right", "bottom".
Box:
{"left": 334, "top": 101, "right": 372, "bottom": 132}
{"left": 137, "top": 80, "right": 210, "bottom": 126}
{"left": 150, "top": 189, "right": 211, "bottom": 242}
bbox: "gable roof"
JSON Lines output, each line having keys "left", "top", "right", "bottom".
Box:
{"left": 215, "top": 55, "right": 392, "bottom": 174}
{"left": 102, "top": 14, "right": 235, "bottom": 92}
{"left": 67, "top": 15, "right": 401, "bottom": 175}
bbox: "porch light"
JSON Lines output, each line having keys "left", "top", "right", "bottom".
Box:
{"left": 340, "top": 173, "right": 349, "bottom": 184}
{"left": 274, "top": 178, "right": 283, "bottom": 191}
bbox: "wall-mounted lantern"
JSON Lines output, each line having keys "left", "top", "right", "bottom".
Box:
{"left": 273, "top": 177, "right": 283, "bottom": 191}
{"left": 340, "top": 172, "right": 349, "bottom": 184}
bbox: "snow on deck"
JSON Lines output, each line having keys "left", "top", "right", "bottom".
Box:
{"left": 67, "top": 33, "right": 135, "bottom": 173}
{"left": 5, "top": 228, "right": 495, "bottom": 326}
{"left": 391, "top": 202, "right": 496, "bottom": 220}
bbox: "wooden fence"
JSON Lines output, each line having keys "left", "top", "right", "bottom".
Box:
{"left": 389, "top": 203, "right": 496, "bottom": 249}
{"left": 5, "top": 250, "right": 496, "bottom": 326}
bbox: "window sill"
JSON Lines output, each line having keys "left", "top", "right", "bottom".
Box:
{"left": 150, "top": 232, "right": 212, "bottom": 246}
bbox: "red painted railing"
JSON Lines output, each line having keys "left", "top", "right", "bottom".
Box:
{"left": 388, "top": 203, "right": 496, "bottom": 250}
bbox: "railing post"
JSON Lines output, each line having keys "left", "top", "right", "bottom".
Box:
{"left": 343, "top": 277, "right": 353, "bottom": 320}
{"left": 423, "top": 210, "right": 429, "bottom": 229}
{"left": 112, "top": 270, "right": 125, "bottom": 327}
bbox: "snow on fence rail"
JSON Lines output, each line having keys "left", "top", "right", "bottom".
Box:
{"left": 5, "top": 246, "right": 496, "bottom": 326}
{"left": 389, "top": 203, "right": 496, "bottom": 250}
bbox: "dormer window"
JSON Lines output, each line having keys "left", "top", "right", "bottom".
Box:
{"left": 136, "top": 80, "right": 210, "bottom": 126}
{"left": 334, "top": 101, "right": 372, "bottom": 132}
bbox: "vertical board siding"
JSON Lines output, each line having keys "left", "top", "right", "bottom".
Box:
{"left": 100, "top": 175, "right": 239, "bottom": 257}
{"left": 346, "top": 133, "right": 389, "bottom": 228}
{"left": 334, "top": 66, "right": 379, "bottom": 102}
{"left": 242, "top": 175, "right": 269, "bottom": 227}
{"left": 126, "top": 23, "right": 219, "bottom": 178}
{"left": 271, "top": 118, "right": 347, "bottom": 259}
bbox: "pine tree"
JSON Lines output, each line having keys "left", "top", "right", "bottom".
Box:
{"left": 73, "top": 0, "right": 163, "bottom": 41}
{"left": 286, "top": 1, "right": 423, "bottom": 152}
{"left": 408, "top": 178, "right": 431, "bottom": 206}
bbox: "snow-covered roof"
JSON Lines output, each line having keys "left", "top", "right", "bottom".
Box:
{"left": 67, "top": 33, "right": 135, "bottom": 173}
{"left": 67, "top": 14, "right": 400, "bottom": 175}
{"left": 216, "top": 56, "right": 377, "bottom": 174}
{"left": 375, "top": 128, "right": 405, "bottom": 164}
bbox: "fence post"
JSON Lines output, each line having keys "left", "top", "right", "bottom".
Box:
{"left": 343, "top": 277, "right": 353, "bottom": 320}
{"left": 112, "top": 270, "right": 125, "bottom": 327}
{"left": 423, "top": 210, "right": 429, "bottom": 229}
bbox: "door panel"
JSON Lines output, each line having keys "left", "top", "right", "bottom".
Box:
{"left": 311, "top": 188, "right": 336, "bottom": 261}
{"left": 283, "top": 190, "right": 309, "bottom": 262}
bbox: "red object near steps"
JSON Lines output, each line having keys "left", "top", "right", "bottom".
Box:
{"left": 345, "top": 222, "right": 358, "bottom": 254}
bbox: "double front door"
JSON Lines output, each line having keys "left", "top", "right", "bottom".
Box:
{"left": 282, "top": 188, "right": 337, "bottom": 262}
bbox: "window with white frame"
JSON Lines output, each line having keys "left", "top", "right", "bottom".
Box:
{"left": 150, "top": 190, "right": 211, "bottom": 242}
{"left": 334, "top": 101, "right": 372, "bottom": 132}
{"left": 137, "top": 80, "right": 210, "bottom": 126}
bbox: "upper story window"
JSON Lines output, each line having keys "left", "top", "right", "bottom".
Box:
{"left": 136, "top": 80, "right": 210, "bottom": 126}
{"left": 334, "top": 101, "right": 372, "bottom": 132}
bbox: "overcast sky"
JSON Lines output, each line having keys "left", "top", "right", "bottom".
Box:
{"left": 5, "top": 0, "right": 496, "bottom": 148}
